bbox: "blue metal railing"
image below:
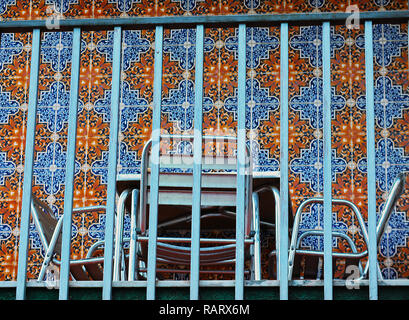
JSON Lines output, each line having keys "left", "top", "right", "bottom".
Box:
{"left": 16, "top": 28, "right": 41, "bottom": 301}
{"left": 59, "top": 26, "right": 81, "bottom": 300}
{"left": 279, "top": 22, "right": 289, "bottom": 300}
{"left": 7, "top": 10, "right": 409, "bottom": 301}
{"left": 364, "top": 20, "right": 378, "bottom": 300}
{"left": 322, "top": 21, "right": 333, "bottom": 300}
{"left": 102, "top": 26, "right": 123, "bottom": 301}
{"left": 235, "top": 23, "right": 247, "bottom": 300}
{"left": 191, "top": 24, "right": 204, "bottom": 300}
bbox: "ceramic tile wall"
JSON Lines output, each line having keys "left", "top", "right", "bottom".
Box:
{"left": 0, "top": 0, "right": 407, "bottom": 280}
{"left": 0, "top": 0, "right": 407, "bottom": 20}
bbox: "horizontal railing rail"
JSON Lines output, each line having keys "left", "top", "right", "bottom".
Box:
{"left": 0, "top": 11, "right": 408, "bottom": 30}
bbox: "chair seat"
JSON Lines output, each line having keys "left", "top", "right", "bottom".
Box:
{"left": 140, "top": 241, "right": 251, "bottom": 267}
{"left": 70, "top": 262, "right": 104, "bottom": 281}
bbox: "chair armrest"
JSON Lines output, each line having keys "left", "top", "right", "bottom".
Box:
{"left": 72, "top": 205, "right": 106, "bottom": 213}
{"left": 296, "top": 230, "right": 367, "bottom": 259}
{"left": 288, "top": 197, "right": 369, "bottom": 280}
{"left": 292, "top": 198, "right": 369, "bottom": 249}
{"left": 86, "top": 240, "right": 106, "bottom": 258}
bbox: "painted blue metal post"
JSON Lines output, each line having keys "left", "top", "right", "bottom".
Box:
{"left": 16, "top": 28, "right": 41, "bottom": 300}
{"left": 59, "top": 27, "right": 82, "bottom": 300}
{"left": 102, "top": 26, "right": 122, "bottom": 300}
{"left": 235, "top": 23, "right": 246, "bottom": 300}
{"left": 365, "top": 20, "right": 378, "bottom": 300}
{"left": 146, "top": 25, "right": 164, "bottom": 300}
{"left": 190, "top": 24, "right": 204, "bottom": 300}
{"left": 279, "top": 22, "right": 289, "bottom": 300}
{"left": 322, "top": 21, "right": 333, "bottom": 300}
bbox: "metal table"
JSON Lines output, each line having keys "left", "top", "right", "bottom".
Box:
{"left": 113, "top": 171, "right": 282, "bottom": 281}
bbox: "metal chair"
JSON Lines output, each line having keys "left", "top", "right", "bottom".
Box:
{"left": 31, "top": 193, "right": 132, "bottom": 281}
{"left": 127, "top": 135, "right": 263, "bottom": 281}
{"left": 287, "top": 172, "right": 406, "bottom": 280}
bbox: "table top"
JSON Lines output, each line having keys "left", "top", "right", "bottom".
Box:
{"left": 116, "top": 171, "right": 281, "bottom": 196}
{"left": 115, "top": 171, "right": 282, "bottom": 225}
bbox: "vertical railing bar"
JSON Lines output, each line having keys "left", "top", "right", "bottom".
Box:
{"left": 365, "top": 20, "right": 378, "bottom": 300}
{"left": 59, "top": 27, "right": 82, "bottom": 300}
{"left": 146, "top": 25, "right": 163, "bottom": 300}
{"left": 102, "top": 26, "right": 122, "bottom": 300}
{"left": 235, "top": 23, "right": 246, "bottom": 300}
{"left": 279, "top": 22, "right": 289, "bottom": 300}
{"left": 322, "top": 21, "right": 333, "bottom": 300}
{"left": 113, "top": 35, "right": 128, "bottom": 282}
{"left": 190, "top": 24, "right": 204, "bottom": 301}
{"left": 16, "top": 28, "right": 41, "bottom": 300}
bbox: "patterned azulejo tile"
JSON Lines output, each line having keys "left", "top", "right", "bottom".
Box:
{"left": 0, "top": 1, "right": 407, "bottom": 21}
{"left": 0, "top": 2, "right": 408, "bottom": 280}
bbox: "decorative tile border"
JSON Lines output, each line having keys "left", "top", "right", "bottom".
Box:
{"left": 0, "top": 0, "right": 408, "bottom": 20}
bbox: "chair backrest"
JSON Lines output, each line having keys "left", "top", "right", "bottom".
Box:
{"left": 138, "top": 135, "right": 253, "bottom": 235}
{"left": 30, "top": 194, "right": 63, "bottom": 256}
{"left": 376, "top": 172, "right": 406, "bottom": 243}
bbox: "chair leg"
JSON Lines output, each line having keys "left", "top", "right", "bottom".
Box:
{"left": 38, "top": 246, "right": 56, "bottom": 281}
{"left": 251, "top": 191, "right": 262, "bottom": 280}
{"left": 113, "top": 189, "right": 131, "bottom": 281}
{"left": 120, "top": 247, "right": 127, "bottom": 281}
{"left": 37, "top": 214, "right": 64, "bottom": 281}
{"left": 128, "top": 189, "right": 139, "bottom": 281}
{"left": 267, "top": 252, "right": 277, "bottom": 279}
{"left": 254, "top": 247, "right": 262, "bottom": 280}
{"left": 249, "top": 245, "right": 261, "bottom": 280}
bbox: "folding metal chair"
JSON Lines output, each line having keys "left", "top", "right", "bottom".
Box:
{"left": 30, "top": 193, "right": 132, "bottom": 281}
{"left": 287, "top": 172, "right": 406, "bottom": 280}
{"left": 127, "top": 135, "right": 263, "bottom": 281}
